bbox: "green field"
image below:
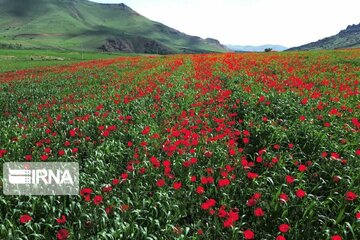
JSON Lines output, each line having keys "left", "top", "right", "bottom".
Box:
{"left": 0, "top": 49, "right": 359, "bottom": 239}
{"left": 0, "top": 49, "right": 131, "bottom": 72}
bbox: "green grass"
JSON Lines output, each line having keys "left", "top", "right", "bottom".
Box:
{"left": 0, "top": 49, "right": 132, "bottom": 72}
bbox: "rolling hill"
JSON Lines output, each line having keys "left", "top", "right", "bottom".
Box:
{"left": 0, "top": 0, "right": 227, "bottom": 53}
{"left": 288, "top": 22, "right": 360, "bottom": 51}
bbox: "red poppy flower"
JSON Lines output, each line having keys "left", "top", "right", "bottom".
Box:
{"left": 120, "top": 204, "right": 130, "bottom": 212}
{"left": 352, "top": 118, "right": 360, "bottom": 128}
{"left": 112, "top": 178, "right": 120, "bottom": 185}
{"left": 241, "top": 129, "right": 249, "bottom": 136}
{"left": 24, "top": 155, "right": 32, "bottom": 161}
{"left": 141, "top": 126, "right": 151, "bottom": 135}
{"left": 105, "top": 206, "right": 113, "bottom": 215}
{"left": 121, "top": 173, "right": 128, "bottom": 180}
{"left": 247, "top": 172, "right": 259, "bottom": 180}
{"left": 285, "top": 175, "right": 295, "bottom": 184}
{"left": 223, "top": 218, "right": 234, "bottom": 228}
{"left": 19, "top": 214, "right": 32, "bottom": 224}
{"left": 183, "top": 160, "right": 191, "bottom": 168}
{"left": 190, "top": 176, "right": 197, "bottom": 182}
{"left": 204, "top": 151, "right": 213, "bottom": 158}
{"left": 247, "top": 198, "right": 257, "bottom": 207}
{"left": 254, "top": 207, "right": 264, "bottom": 217}
{"left": 331, "top": 235, "right": 342, "bottom": 240}
{"left": 156, "top": 179, "right": 165, "bottom": 187}
{"left": 196, "top": 186, "right": 205, "bottom": 194}
{"left": 138, "top": 167, "right": 146, "bottom": 174}
{"left": 58, "top": 150, "right": 65, "bottom": 156}
{"left": 102, "top": 185, "right": 112, "bottom": 193}
{"left": 56, "top": 215, "right": 67, "bottom": 224}
{"left": 279, "top": 223, "right": 290, "bottom": 233}
{"left": 107, "top": 125, "right": 116, "bottom": 131}
{"left": 93, "top": 195, "right": 103, "bottom": 205}
{"left": 298, "top": 164, "right": 307, "bottom": 172}
{"left": 276, "top": 236, "right": 286, "bottom": 240}
{"left": 243, "top": 229, "right": 254, "bottom": 239}
{"left": 301, "top": 98, "right": 308, "bottom": 105}
{"left": 279, "top": 193, "right": 289, "bottom": 203}
{"left": 163, "top": 160, "right": 171, "bottom": 167}
{"left": 256, "top": 156, "right": 263, "bottom": 163}
{"left": 259, "top": 95, "right": 265, "bottom": 102}
{"left": 273, "top": 144, "right": 280, "bottom": 150}
{"left": 218, "top": 206, "right": 228, "bottom": 218}
{"left": 80, "top": 188, "right": 93, "bottom": 202}
{"left": 253, "top": 192, "right": 262, "bottom": 199}
{"left": 296, "top": 189, "right": 307, "bottom": 198}
{"left": 56, "top": 228, "right": 69, "bottom": 240}
{"left": 201, "top": 199, "right": 216, "bottom": 210}
{"left": 355, "top": 149, "right": 360, "bottom": 156}
{"left": 333, "top": 176, "right": 341, "bottom": 183}
{"left": 218, "top": 178, "right": 230, "bottom": 187}
{"left": 345, "top": 191, "right": 357, "bottom": 201}
{"left": 200, "top": 177, "right": 209, "bottom": 184}
{"left": 331, "top": 152, "right": 341, "bottom": 160}
{"left": 228, "top": 211, "right": 239, "bottom": 221}
{"left": 271, "top": 157, "right": 279, "bottom": 164}
{"left": 69, "top": 129, "right": 76, "bottom": 137}
{"left": 173, "top": 181, "right": 182, "bottom": 190}
{"left": 356, "top": 211, "right": 360, "bottom": 220}
{"left": 80, "top": 188, "right": 93, "bottom": 196}
{"left": 206, "top": 176, "right": 215, "bottom": 184}
{"left": 209, "top": 209, "right": 215, "bottom": 215}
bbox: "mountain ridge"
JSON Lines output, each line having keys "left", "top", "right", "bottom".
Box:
{"left": 287, "top": 22, "right": 360, "bottom": 51}
{"left": 0, "top": 0, "right": 227, "bottom": 54}
{"left": 227, "top": 44, "right": 287, "bottom": 52}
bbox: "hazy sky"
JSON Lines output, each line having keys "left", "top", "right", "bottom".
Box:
{"left": 90, "top": 0, "right": 360, "bottom": 47}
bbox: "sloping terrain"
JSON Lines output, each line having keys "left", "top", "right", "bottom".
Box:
{"left": 288, "top": 23, "right": 360, "bottom": 51}
{"left": 0, "top": 0, "right": 227, "bottom": 53}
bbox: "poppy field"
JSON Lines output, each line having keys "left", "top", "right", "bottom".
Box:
{"left": 0, "top": 49, "right": 359, "bottom": 239}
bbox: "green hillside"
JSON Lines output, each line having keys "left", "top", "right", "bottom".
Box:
{"left": 0, "top": 0, "right": 227, "bottom": 53}
{"left": 288, "top": 22, "right": 360, "bottom": 51}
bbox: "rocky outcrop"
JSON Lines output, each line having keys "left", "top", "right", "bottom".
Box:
{"left": 99, "top": 38, "right": 134, "bottom": 52}
{"left": 205, "top": 38, "right": 221, "bottom": 45}
{"left": 99, "top": 37, "right": 173, "bottom": 54}
{"left": 143, "top": 40, "right": 172, "bottom": 54}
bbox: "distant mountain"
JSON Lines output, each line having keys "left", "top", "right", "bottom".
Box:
{"left": 227, "top": 44, "right": 288, "bottom": 52}
{"left": 288, "top": 22, "right": 360, "bottom": 51}
{"left": 0, "top": 0, "right": 227, "bottom": 54}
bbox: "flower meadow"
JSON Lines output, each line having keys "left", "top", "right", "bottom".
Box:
{"left": 0, "top": 50, "right": 359, "bottom": 239}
